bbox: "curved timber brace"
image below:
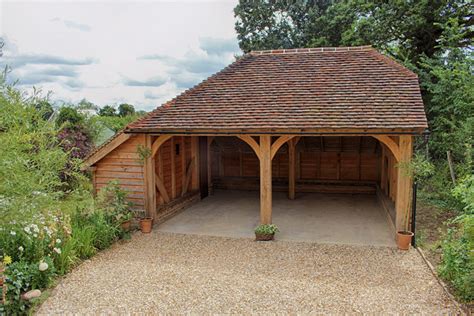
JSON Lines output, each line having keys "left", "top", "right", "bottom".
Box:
{"left": 237, "top": 135, "right": 297, "bottom": 224}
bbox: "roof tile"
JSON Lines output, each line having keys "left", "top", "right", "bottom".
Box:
{"left": 126, "top": 46, "right": 427, "bottom": 133}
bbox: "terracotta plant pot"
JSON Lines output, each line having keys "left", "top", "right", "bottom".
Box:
{"left": 396, "top": 231, "right": 414, "bottom": 250}
{"left": 255, "top": 233, "right": 274, "bottom": 241}
{"left": 120, "top": 220, "right": 131, "bottom": 232}
{"left": 140, "top": 217, "right": 153, "bottom": 233}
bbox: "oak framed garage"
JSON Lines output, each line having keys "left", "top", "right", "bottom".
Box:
{"left": 85, "top": 46, "right": 428, "bottom": 240}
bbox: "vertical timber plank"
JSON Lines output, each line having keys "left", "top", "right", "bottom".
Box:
{"left": 288, "top": 139, "right": 296, "bottom": 200}
{"left": 144, "top": 135, "right": 156, "bottom": 220}
{"left": 181, "top": 136, "right": 186, "bottom": 196}
{"left": 170, "top": 137, "right": 176, "bottom": 199}
{"left": 191, "top": 136, "right": 199, "bottom": 191}
{"left": 380, "top": 145, "right": 387, "bottom": 192}
{"left": 260, "top": 135, "right": 272, "bottom": 224}
{"left": 395, "top": 135, "right": 413, "bottom": 231}
{"left": 207, "top": 136, "right": 213, "bottom": 195}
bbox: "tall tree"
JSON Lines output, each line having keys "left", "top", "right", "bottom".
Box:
{"left": 118, "top": 103, "right": 135, "bottom": 117}
{"left": 234, "top": 0, "right": 473, "bottom": 65}
{"left": 99, "top": 105, "right": 116, "bottom": 117}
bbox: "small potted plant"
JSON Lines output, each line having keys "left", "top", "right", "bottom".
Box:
{"left": 140, "top": 217, "right": 153, "bottom": 233}
{"left": 396, "top": 208, "right": 414, "bottom": 250}
{"left": 117, "top": 212, "right": 133, "bottom": 232}
{"left": 254, "top": 224, "right": 279, "bottom": 241}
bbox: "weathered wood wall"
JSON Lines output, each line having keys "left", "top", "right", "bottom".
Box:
{"left": 155, "top": 136, "right": 196, "bottom": 203}
{"left": 211, "top": 136, "right": 381, "bottom": 192}
{"left": 93, "top": 135, "right": 198, "bottom": 213}
{"left": 94, "top": 134, "right": 146, "bottom": 210}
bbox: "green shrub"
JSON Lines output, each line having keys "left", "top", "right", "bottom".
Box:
{"left": 254, "top": 224, "right": 279, "bottom": 235}
{"left": 439, "top": 175, "right": 474, "bottom": 301}
{"left": 71, "top": 225, "right": 97, "bottom": 260}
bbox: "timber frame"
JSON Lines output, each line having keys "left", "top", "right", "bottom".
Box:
{"left": 85, "top": 131, "right": 414, "bottom": 233}
{"left": 83, "top": 46, "right": 427, "bottom": 242}
{"left": 86, "top": 131, "right": 413, "bottom": 238}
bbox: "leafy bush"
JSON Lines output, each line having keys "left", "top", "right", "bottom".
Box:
{"left": 254, "top": 224, "right": 279, "bottom": 235}
{"left": 438, "top": 175, "right": 474, "bottom": 301}
{"left": 0, "top": 77, "right": 132, "bottom": 314}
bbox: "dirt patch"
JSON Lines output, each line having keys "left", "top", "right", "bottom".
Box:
{"left": 416, "top": 200, "right": 457, "bottom": 266}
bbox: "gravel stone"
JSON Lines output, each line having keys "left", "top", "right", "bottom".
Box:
{"left": 37, "top": 232, "right": 460, "bottom": 314}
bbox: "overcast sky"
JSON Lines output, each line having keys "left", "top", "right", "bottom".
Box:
{"left": 0, "top": 0, "right": 240, "bottom": 111}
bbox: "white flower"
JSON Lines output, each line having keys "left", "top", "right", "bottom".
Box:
{"left": 39, "top": 261, "right": 49, "bottom": 271}
{"left": 18, "top": 246, "right": 24, "bottom": 252}
{"left": 32, "top": 224, "right": 40, "bottom": 233}
{"left": 53, "top": 247, "right": 61, "bottom": 254}
{"left": 56, "top": 239, "right": 61, "bottom": 244}
{"left": 10, "top": 231, "right": 16, "bottom": 236}
{"left": 24, "top": 226, "right": 31, "bottom": 234}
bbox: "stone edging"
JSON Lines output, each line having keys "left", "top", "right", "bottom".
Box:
{"left": 416, "top": 247, "right": 466, "bottom": 315}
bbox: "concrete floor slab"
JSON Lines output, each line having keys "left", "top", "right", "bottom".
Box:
{"left": 157, "top": 190, "right": 395, "bottom": 247}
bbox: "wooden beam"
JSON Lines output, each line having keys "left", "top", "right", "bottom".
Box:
{"left": 260, "top": 135, "right": 272, "bottom": 224}
{"left": 380, "top": 145, "right": 387, "bottom": 192}
{"left": 191, "top": 136, "right": 199, "bottom": 191}
{"left": 143, "top": 135, "right": 157, "bottom": 220}
{"left": 157, "top": 147, "right": 164, "bottom": 204}
{"left": 181, "top": 136, "right": 186, "bottom": 194}
{"left": 151, "top": 135, "right": 172, "bottom": 158}
{"left": 372, "top": 135, "right": 401, "bottom": 162}
{"left": 170, "top": 137, "right": 176, "bottom": 199}
{"left": 84, "top": 133, "right": 131, "bottom": 166}
{"left": 182, "top": 157, "right": 195, "bottom": 196}
{"left": 271, "top": 135, "right": 294, "bottom": 159}
{"left": 395, "top": 135, "right": 413, "bottom": 231}
{"left": 288, "top": 139, "right": 297, "bottom": 200}
{"left": 207, "top": 136, "right": 213, "bottom": 195}
{"left": 155, "top": 172, "right": 170, "bottom": 203}
{"left": 237, "top": 135, "right": 261, "bottom": 160}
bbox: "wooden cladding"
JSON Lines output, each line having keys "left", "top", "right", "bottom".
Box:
{"left": 211, "top": 136, "right": 381, "bottom": 184}
{"left": 154, "top": 136, "right": 196, "bottom": 203}
{"left": 93, "top": 135, "right": 198, "bottom": 214}
{"left": 94, "top": 134, "right": 146, "bottom": 210}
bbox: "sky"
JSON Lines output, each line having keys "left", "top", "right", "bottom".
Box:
{"left": 0, "top": 0, "right": 241, "bottom": 111}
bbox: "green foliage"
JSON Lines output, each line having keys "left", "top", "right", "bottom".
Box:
{"left": 90, "top": 113, "right": 142, "bottom": 132}
{"left": 0, "top": 78, "right": 134, "bottom": 314}
{"left": 98, "top": 105, "right": 116, "bottom": 117}
{"left": 399, "top": 154, "right": 435, "bottom": 182}
{"left": 254, "top": 224, "right": 279, "bottom": 235}
{"left": 439, "top": 218, "right": 474, "bottom": 301}
{"left": 234, "top": 0, "right": 472, "bottom": 63}
{"left": 56, "top": 106, "right": 84, "bottom": 128}
{"left": 136, "top": 144, "right": 151, "bottom": 164}
{"left": 118, "top": 103, "right": 135, "bottom": 117}
{"left": 34, "top": 100, "right": 54, "bottom": 120}
{"left": 438, "top": 176, "right": 474, "bottom": 302}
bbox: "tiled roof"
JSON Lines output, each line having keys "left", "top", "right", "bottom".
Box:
{"left": 126, "top": 46, "right": 428, "bottom": 134}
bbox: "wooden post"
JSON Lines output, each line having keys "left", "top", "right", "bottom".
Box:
{"left": 260, "top": 135, "right": 272, "bottom": 224}
{"left": 143, "top": 135, "right": 157, "bottom": 220}
{"left": 191, "top": 136, "right": 199, "bottom": 191}
{"left": 380, "top": 145, "right": 387, "bottom": 192}
{"left": 395, "top": 135, "right": 413, "bottom": 231}
{"left": 181, "top": 136, "right": 186, "bottom": 195}
{"left": 170, "top": 137, "right": 176, "bottom": 199}
{"left": 288, "top": 139, "right": 296, "bottom": 200}
{"left": 207, "top": 136, "right": 213, "bottom": 195}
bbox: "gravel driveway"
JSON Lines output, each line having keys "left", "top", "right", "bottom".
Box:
{"left": 38, "top": 231, "right": 459, "bottom": 314}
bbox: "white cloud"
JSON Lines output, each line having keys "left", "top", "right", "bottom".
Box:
{"left": 1, "top": 1, "right": 240, "bottom": 110}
